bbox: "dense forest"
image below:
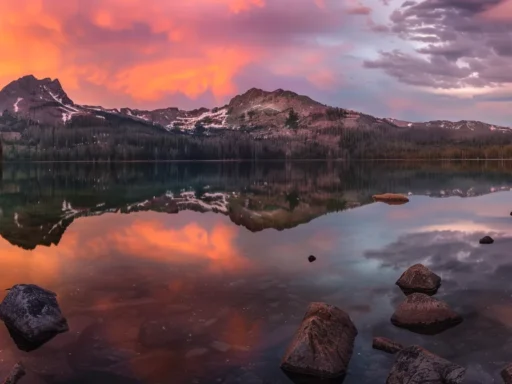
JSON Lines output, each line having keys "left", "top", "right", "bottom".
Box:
{"left": 2, "top": 109, "right": 512, "bottom": 161}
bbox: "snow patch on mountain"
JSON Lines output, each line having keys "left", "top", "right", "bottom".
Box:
{"left": 169, "top": 108, "right": 229, "bottom": 130}
{"left": 13, "top": 97, "right": 23, "bottom": 112}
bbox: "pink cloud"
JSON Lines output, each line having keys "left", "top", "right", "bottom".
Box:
{"left": 0, "top": 0, "right": 353, "bottom": 108}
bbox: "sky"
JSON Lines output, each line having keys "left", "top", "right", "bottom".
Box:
{"left": 1, "top": 0, "right": 512, "bottom": 124}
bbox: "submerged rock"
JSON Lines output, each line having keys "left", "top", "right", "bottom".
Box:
{"left": 479, "top": 236, "right": 494, "bottom": 244}
{"left": 0, "top": 284, "right": 68, "bottom": 349}
{"left": 372, "top": 193, "right": 409, "bottom": 205}
{"left": 386, "top": 345, "right": 465, "bottom": 384}
{"left": 308, "top": 255, "right": 316, "bottom": 263}
{"left": 280, "top": 302, "right": 358, "bottom": 379}
{"left": 396, "top": 264, "right": 441, "bottom": 296}
{"left": 3, "top": 363, "right": 25, "bottom": 384}
{"left": 501, "top": 363, "right": 512, "bottom": 383}
{"left": 391, "top": 293, "right": 462, "bottom": 335}
{"left": 138, "top": 319, "right": 183, "bottom": 348}
{"left": 372, "top": 337, "right": 404, "bottom": 354}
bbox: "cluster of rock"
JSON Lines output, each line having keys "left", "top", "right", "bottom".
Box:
{"left": 0, "top": 284, "right": 68, "bottom": 383}
{"left": 392, "top": 264, "right": 462, "bottom": 335}
{"left": 279, "top": 264, "right": 468, "bottom": 383}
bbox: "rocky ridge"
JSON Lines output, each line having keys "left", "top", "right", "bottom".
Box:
{"left": 1, "top": 74, "right": 510, "bottom": 137}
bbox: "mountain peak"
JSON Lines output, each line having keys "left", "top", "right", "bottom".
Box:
{"left": 0, "top": 74, "right": 74, "bottom": 106}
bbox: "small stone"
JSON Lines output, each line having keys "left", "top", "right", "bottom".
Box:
{"left": 501, "top": 363, "right": 512, "bottom": 383}
{"left": 479, "top": 236, "right": 494, "bottom": 244}
{"left": 203, "top": 318, "right": 218, "bottom": 327}
{"left": 308, "top": 255, "right": 316, "bottom": 262}
{"left": 280, "top": 302, "right": 358, "bottom": 379}
{"left": 185, "top": 348, "right": 208, "bottom": 358}
{"left": 372, "top": 337, "right": 404, "bottom": 354}
{"left": 211, "top": 341, "right": 231, "bottom": 352}
{"left": 396, "top": 264, "right": 441, "bottom": 296}
{"left": 391, "top": 293, "right": 462, "bottom": 335}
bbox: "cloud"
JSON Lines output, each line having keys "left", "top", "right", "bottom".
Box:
{"left": 364, "top": 0, "right": 512, "bottom": 95}
{"left": 481, "top": 0, "right": 512, "bottom": 20}
{"left": 0, "top": 0, "right": 353, "bottom": 109}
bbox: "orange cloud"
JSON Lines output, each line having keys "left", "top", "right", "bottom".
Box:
{"left": 0, "top": 0, "right": 347, "bottom": 108}
{"left": 111, "top": 47, "right": 258, "bottom": 101}
{"left": 111, "top": 218, "right": 250, "bottom": 271}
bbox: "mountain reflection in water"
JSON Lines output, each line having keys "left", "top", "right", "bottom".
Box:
{"left": 0, "top": 161, "right": 510, "bottom": 383}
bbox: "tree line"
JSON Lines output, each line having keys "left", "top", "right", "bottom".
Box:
{"left": 3, "top": 109, "right": 512, "bottom": 160}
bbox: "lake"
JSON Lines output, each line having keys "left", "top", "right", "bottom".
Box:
{"left": 0, "top": 160, "right": 511, "bottom": 383}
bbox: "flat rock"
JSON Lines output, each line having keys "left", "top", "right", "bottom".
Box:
{"left": 391, "top": 293, "right": 462, "bottom": 335}
{"left": 501, "top": 363, "right": 512, "bottom": 383}
{"left": 372, "top": 337, "right": 404, "bottom": 354}
{"left": 280, "top": 302, "right": 358, "bottom": 379}
{"left": 0, "top": 284, "right": 68, "bottom": 348}
{"left": 396, "top": 264, "right": 441, "bottom": 295}
{"left": 479, "top": 236, "right": 494, "bottom": 244}
{"left": 386, "top": 345, "right": 465, "bottom": 384}
{"left": 373, "top": 193, "right": 409, "bottom": 205}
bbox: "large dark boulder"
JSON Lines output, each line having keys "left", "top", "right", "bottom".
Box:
{"left": 391, "top": 293, "right": 462, "bottom": 335}
{"left": 0, "top": 284, "right": 68, "bottom": 349}
{"left": 280, "top": 302, "right": 358, "bottom": 379}
{"left": 396, "top": 264, "right": 441, "bottom": 295}
{"left": 386, "top": 345, "right": 465, "bottom": 384}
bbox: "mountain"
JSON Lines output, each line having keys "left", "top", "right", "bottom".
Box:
{"left": 1, "top": 74, "right": 512, "bottom": 161}
{"left": 385, "top": 118, "right": 512, "bottom": 136}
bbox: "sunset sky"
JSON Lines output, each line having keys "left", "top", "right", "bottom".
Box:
{"left": 1, "top": 0, "right": 512, "bottom": 124}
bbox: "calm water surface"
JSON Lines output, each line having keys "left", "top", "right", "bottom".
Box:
{"left": 0, "top": 161, "right": 511, "bottom": 383}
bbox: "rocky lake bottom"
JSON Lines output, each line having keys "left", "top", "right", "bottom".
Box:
{"left": 0, "top": 161, "right": 511, "bottom": 383}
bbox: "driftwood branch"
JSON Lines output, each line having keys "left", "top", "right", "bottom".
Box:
{"left": 3, "top": 363, "right": 25, "bottom": 384}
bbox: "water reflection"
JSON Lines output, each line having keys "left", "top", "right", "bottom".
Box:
{"left": 0, "top": 161, "right": 510, "bottom": 382}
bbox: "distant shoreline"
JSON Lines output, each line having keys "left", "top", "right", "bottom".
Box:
{"left": 3, "top": 158, "right": 512, "bottom": 164}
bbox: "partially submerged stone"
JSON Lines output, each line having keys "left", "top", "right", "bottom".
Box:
{"left": 391, "top": 293, "right": 462, "bottom": 335}
{"left": 308, "top": 255, "right": 316, "bottom": 263}
{"left": 386, "top": 345, "right": 465, "bottom": 384}
{"left": 3, "top": 363, "right": 25, "bottom": 384}
{"left": 372, "top": 337, "right": 404, "bottom": 354}
{"left": 0, "top": 284, "right": 69, "bottom": 349}
{"left": 396, "top": 264, "right": 441, "bottom": 296}
{"left": 372, "top": 193, "right": 409, "bottom": 205}
{"left": 479, "top": 236, "right": 494, "bottom": 244}
{"left": 501, "top": 363, "right": 512, "bottom": 383}
{"left": 281, "top": 302, "right": 358, "bottom": 379}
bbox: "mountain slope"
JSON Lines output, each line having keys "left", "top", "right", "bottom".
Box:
{"left": 1, "top": 74, "right": 512, "bottom": 161}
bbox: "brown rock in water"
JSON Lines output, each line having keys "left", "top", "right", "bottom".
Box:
{"left": 372, "top": 337, "right": 404, "bottom": 354}
{"left": 501, "top": 363, "right": 512, "bottom": 383}
{"left": 396, "top": 264, "right": 441, "bottom": 296}
{"left": 3, "top": 363, "right": 26, "bottom": 384}
{"left": 372, "top": 193, "right": 409, "bottom": 205}
{"left": 479, "top": 236, "right": 494, "bottom": 244}
{"left": 386, "top": 345, "right": 465, "bottom": 384}
{"left": 308, "top": 255, "right": 316, "bottom": 263}
{"left": 391, "top": 293, "right": 462, "bottom": 335}
{"left": 280, "top": 302, "right": 358, "bottom": 379}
